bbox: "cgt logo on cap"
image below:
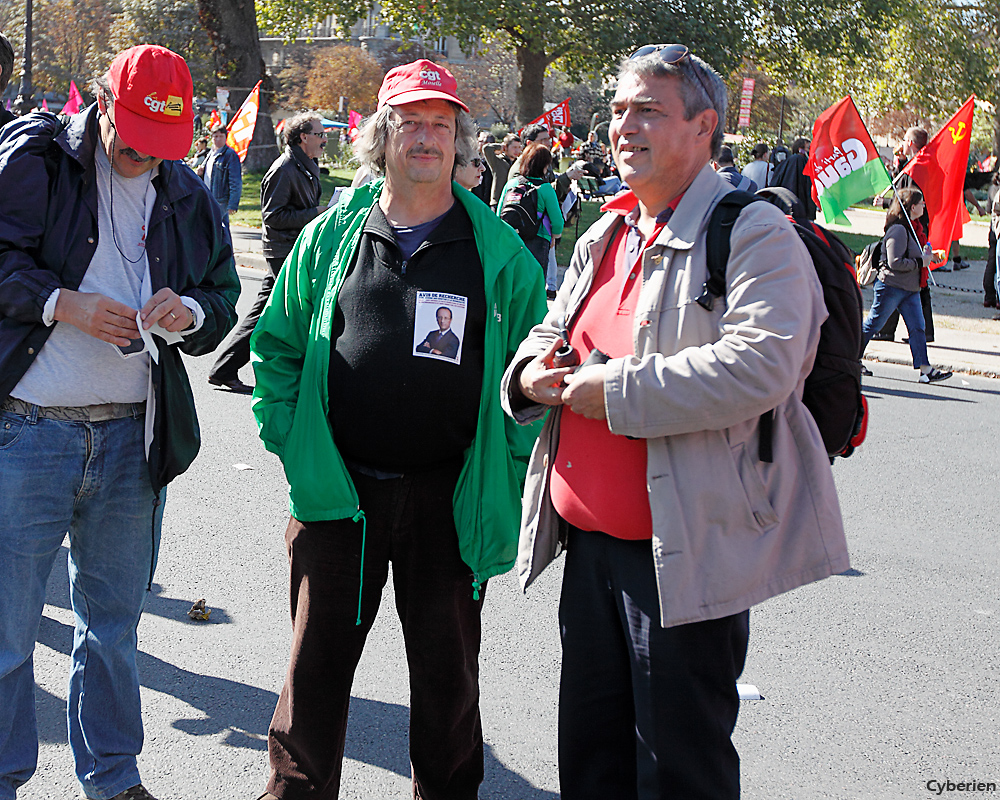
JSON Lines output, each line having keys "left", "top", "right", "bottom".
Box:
{"left": 419, "top": 69, "right": 442, "bottom": 84}
{"left": 144, "top": 92, "right": 184, "bottom": 117}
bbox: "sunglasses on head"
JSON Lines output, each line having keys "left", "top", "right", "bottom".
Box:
{"left": 629, "top": 43, "right": 716, "bottom": 102}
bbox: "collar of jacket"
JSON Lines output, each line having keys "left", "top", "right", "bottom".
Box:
{"left": 55, "top": 102, "right": 190, "bottom": 212}
{"left": 334, "top": 178, "right": 528, "bottom": 291}
{"left": 287, "top": 144, "right": 320, "bottom": 180}
{"left": 587, "top": 162, "right": 728, "bottom": 256}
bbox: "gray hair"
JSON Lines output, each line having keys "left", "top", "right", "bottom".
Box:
{"left": 92, "top": 75, "right": 112, "bottom": 104}
{"left": 284, "top": 111, "right": 322, "bottom": 147}
{"left": 353, "top": 102, "right": 477, "bottom": 176}
{"left": 618, "top": 50, "right": 727, "bottom": 158}
{"left": 0, "top": 33, "right": 13, "bottom": 93}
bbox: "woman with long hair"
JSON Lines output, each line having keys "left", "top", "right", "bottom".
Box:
{"left": 496, "top": 141, "right": 564, "bottom": 269}
{"left": 860, "top": 187, "right": 952, "bottom": 383}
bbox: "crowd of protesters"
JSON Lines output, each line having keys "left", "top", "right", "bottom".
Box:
{"left": 0, "top": 23, "right": 993, "bottom": 800}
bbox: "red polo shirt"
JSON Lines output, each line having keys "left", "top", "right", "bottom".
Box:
{"left": 550, "top": 191, "right": 678, "bottom": 539}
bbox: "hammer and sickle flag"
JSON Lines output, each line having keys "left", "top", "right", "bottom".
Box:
{"left": 227, "top": 81, "right": 262, "bottom": 163}
{"left": 900, "top": 95, "right": 975, "bottom": 265}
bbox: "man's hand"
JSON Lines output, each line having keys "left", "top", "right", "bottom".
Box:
{"left": 54, "top": 289, "right": 139, "bottom": 347}
{"left": 518, "top": 338, "right": 575, "bottom": 406}
{"left": 562, "top": 364, "right": 608, "bottom": 420}
{"left": 140, "top": 288, "right": 194, "bottom": 333}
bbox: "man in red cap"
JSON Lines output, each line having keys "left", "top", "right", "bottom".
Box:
{"left": 250, "top": 59, "right": 546, "bottom": 800}
{"left": 0, "top": 45, "right": 239, "bottom": 800}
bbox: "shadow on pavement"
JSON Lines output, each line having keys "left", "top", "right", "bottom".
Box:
{"left": 35, "top": 587, "right": 556, "bottom": 796}
{"left": 344, "top": 696, "right": 558, "bottom": 799}
{"left": 863, "top": 385, "right": 975, "bottom": 402}
{"left": 42, "top": 546, "right": 233, "bottom": 624}
{"left": 35, "top": 614, "right": 275, "bottom": 751}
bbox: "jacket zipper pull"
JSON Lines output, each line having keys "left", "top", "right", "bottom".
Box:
{"left": 401, "top": 259, "right": 408, "bottom": 275}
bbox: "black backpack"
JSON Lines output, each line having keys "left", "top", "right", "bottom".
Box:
{"left": 499, "top": 177, "right": 542, "bottom": 241}
{"left": 699, "top": 188, "right": 867, "bottom": 462}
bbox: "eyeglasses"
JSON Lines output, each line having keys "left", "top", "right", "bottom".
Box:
{"left": 470, "top": 157, "right": 484, "bottom": 168}
{"left": 305, "top": 131, "right": 328, "bottom": 139}
{"left": 629, "top": 44, "right": 716, "bottom": 104}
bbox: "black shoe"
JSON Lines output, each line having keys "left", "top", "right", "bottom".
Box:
{"left": 546, "top": 289, "right": 557, "bottom": 300}
{"left": 208, "top": 376, "right": 254, "bottom": 394}
{"left": 954, "top": 258, "right": 970, "bottom": 270}
{"left": 860, "top": 362, "right": 873, "bottom": 377}
{"left": 110, "top": 786, "right": 159, "bottom": 800}
{"left": 919, "top": 368, "right": 952, "bottom": 384}
{"left": 870, "top": 333, "right": 894, "bottom": 342}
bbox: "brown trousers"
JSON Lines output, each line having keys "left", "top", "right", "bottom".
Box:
{"left": 266, "top": 463, "right": 486, "bottom": 800}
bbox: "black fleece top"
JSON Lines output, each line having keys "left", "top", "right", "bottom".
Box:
{"left": 327, "top": 200, "right": 487, "bottom": 473}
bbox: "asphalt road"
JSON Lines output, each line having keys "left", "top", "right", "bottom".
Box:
{"left": 24, "top": 273, "right": 1000, "bottom": 800}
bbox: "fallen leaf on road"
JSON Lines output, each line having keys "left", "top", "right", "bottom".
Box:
{"left": 187, "top": 599, "right": 211, "bottom": 621}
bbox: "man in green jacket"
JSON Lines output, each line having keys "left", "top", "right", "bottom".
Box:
{"left": 249, "top": 59, "right": 546, "bottom": 800}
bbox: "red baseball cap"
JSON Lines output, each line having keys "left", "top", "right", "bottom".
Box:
{"left": 377, "top": 59, "right": 469, "bottom": 113}
{"left": 107, "top": 45, "right": 194, "bottom": 161}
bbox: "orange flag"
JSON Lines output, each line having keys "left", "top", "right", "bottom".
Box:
{"left": 227, "top": 81, "right": 261, "bottom": 163}
{"left": 900, "top": 96, "right": 975, "bottom": 265}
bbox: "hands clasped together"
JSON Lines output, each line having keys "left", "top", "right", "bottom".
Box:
{"left": 518, "top": 338, "right": 608, "bottom": 421}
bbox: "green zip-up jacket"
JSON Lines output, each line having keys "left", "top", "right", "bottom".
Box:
{"left": 250, "top": 180, "right": 547, "bottom": 592}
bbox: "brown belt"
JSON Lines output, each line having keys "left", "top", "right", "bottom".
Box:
{"left": 0, "top": 396, "right": 146, "bottom": 422}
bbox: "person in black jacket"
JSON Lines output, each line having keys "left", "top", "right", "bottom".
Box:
{"left": 0, "top": 45, "right": 238, "bottom": 800}
{"left": 207, "top": 111, "right": 325, "bottom": 392}
{"left": 770, "top": 137, "right": 816, "bottom": 220}
{"left": 0, "top": 32, "right": 15, "bottom": 129}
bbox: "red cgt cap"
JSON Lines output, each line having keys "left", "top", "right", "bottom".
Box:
{"left": 377, "top": 59, "right": 469, "bottom": 112}
{"left": 107, "top": 45, "right": 194, "bottom": 161}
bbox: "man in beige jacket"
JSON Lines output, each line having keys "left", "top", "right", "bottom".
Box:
{"left": 501, "top": 44, "right": 849, "bottom": 800}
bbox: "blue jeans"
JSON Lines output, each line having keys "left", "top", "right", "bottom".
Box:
{"left": 862, "top": 281, "right": 929, "bottom": 368}
{"left": 0, "top": 405, "right": 164, "bottom": 800}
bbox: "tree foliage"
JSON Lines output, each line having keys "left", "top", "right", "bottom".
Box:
{"left": 256, "top": 0, "right": 753, "bottom": 124}
{"left": 110, "top": 0, "right": 216, "bottom": 96}
{"left": 301, "top": 44, "right": 382, "bottom": 114}
{"left": 29, "top": 0, "right": 116, "bottom": 94}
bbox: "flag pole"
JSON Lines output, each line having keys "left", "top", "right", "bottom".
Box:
{"left": 885, "top": 182, "right": 937, "bottom": 286}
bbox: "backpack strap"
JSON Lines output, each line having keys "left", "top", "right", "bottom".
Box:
{"left": 697, "top": 190, "right": 758, "bottom": 310}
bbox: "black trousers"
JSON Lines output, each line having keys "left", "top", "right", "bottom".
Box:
{"left": 266, "top": 462, "right": 485, "bottom": 800}
{"left": 208, "top": 255, "right": 281, "bottom": 382}
{"left": 877, "top": 284, "right": 934, "bottom": 342}
{"left": 985, "top": 228, "right": 998, "bottom": 308}
{"left": 559, "top": 528, "right": 750, "bottom": 800}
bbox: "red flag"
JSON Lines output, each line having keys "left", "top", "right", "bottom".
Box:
{"left": 226, "top": 81, "right": 261, "bottom": 163}
{"left": 348, "top": 110, "right": 362, "bottom": 143}
{"left": 523, "top": 99, "right": 571, "bottom": 136}
{"left": 60, "top": 80, "right": 84, "bottom": 115}
{"left": 209, "top": 109, "right": 221, "bottom": 130}
{"left": 41, "top": 99, "right": 49, "bottom": 111}
{"left": 901, "top": 96, "right": 975, "bottom": 264}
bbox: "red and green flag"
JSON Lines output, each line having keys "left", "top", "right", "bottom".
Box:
{"left": 805, "top": 96, "right": 891, "bottom": 226}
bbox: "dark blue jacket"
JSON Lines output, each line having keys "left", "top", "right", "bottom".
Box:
{"left": 0, "top": 104, "right": 240, "bottom": 491}
{"left": 206, "top": 143, "right": 242, "bottom": 213}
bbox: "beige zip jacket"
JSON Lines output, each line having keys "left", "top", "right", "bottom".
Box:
{"left": 501, "top": 164, "right": 849, "bottom": 628}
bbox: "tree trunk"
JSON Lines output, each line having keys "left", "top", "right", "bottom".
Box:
{"left": 197, "top": 0, "right": 278, "bottom": 172}
{"left": 514, "top": 45, "right": 548, "bottom": 127}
